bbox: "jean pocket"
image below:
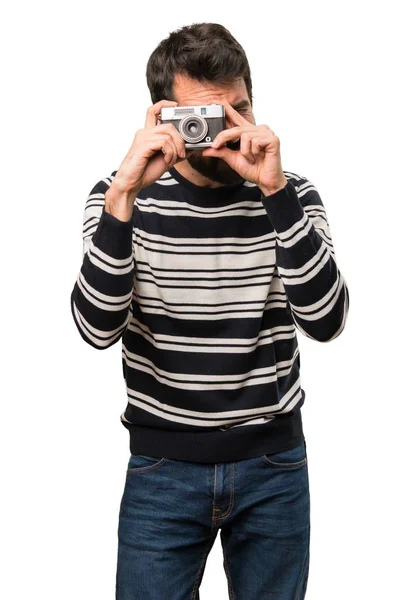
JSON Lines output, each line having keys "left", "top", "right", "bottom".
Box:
{"left": 126, "top": 454, "right": 168, "bottom": 476}
{"left": 260, "top": 440, "right": 307, "bottom": 470}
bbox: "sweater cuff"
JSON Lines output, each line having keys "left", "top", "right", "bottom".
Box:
{"left": 91, "top": 205, "right": 134, "bottom": 258}
{"left": 260, "top": 180, "right": 306, "bottom": 234}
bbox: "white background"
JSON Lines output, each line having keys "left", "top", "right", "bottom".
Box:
{"left": 1, "top": 1, "right": 399, "bottom": 598}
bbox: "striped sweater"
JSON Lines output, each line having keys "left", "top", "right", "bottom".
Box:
{"left": 70, "top": 166, "right": 350, "bottom": 463}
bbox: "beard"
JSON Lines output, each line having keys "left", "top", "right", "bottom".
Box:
{"left": 186, "top": 151, "right": 245, "bottom": 185}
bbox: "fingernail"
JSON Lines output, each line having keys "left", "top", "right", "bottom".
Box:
{"left": 212, "top": 139, "right": 219, "bottom": 148}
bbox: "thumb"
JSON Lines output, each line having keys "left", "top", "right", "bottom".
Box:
{"left": 202, "top": 146, "right": 236, "bottom": 166}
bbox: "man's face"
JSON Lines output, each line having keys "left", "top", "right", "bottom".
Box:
{"left": 172, "top": 74, "right": 255, "bottom": 185}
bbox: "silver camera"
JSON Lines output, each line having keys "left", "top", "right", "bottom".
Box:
{"left": 159, "top": 103, "right": 226, "bottom": 148}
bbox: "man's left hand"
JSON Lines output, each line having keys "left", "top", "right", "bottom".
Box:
{"left": 201, "top": 103, "right": 288, "bottom": 195}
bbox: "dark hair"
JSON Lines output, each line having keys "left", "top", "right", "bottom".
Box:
{"left": 146, "top": 22, "right": 253, "bottom": 106}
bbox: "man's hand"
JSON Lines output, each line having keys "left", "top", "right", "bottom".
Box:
{"left": 114, "top": 99, "right": 198, "bottom": 194}
{"left": 202, "top": 102, "right": 288, "bottom": 195}
{"left": 105, "top": 99, "right": 196, "bottom": 220}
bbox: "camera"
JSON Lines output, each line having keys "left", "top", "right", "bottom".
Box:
{"left": 159, "top": 103, "right": 226, "bottom": 149}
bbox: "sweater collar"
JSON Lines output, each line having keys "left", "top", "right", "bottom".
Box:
{"left": 168, "top": 166, "right": 248, "bottom": 205}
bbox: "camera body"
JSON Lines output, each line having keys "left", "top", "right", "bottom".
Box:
{"left": 159, "top": 103, "right": 226, "bottom": 148}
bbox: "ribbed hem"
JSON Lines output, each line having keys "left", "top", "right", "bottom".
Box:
{"left": 121, "top": 408, "right": 305, "bottom": 464}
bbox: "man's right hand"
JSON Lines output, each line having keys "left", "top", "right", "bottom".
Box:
{"left": 105, "top": 99, "right": 194, "bottom": 221}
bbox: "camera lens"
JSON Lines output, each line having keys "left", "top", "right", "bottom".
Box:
{"left": 179, "top": 115, "right": 208, "bottom": 143}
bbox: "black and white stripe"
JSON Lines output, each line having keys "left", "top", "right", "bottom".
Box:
{"left": 70, "top": 167, "right": 349, "bottom": 460}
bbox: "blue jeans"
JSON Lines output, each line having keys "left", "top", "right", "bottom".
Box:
{"left": 116, "top": 440, "right": 310, "bottom": 599}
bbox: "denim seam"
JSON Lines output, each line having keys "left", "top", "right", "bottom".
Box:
{"left": 221, "top": 533, "right": 236, "bottom": 600}
{"left": 126, "top": 457, "right": 169, "bottom": 475}
{"left": 294, "top": 523, "right": 310, "bottom": 600}
{"left": 261, "top": 455, "right": 307, "bottom": 469}
{"left": 212, "top": 464, "right": 218, "bottom": 517}
{"left": 190, "top": 535, "right": 217, "bottom": 600}
{"left": 212, "top": 463, "right": 235, "bottom": 521}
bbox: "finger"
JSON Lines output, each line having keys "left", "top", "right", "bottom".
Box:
{"left": 223, "top": 102, "right": 252, "bottom": 127}
{"left": 212, "top": 126, "right": 242, "bottom": 148}
{"left": 251, "top": 136, "right": 267, "bottom": 158}
{"left": 201, "top": 145, "right": 236, "bottom": 168}
{"left": 240, "top": 132, "right": 255, "bottom": 164}
{"left": 145, "top": 100, "right": 178, "bottom": 129}
{"left": 153, "top": 123, "right": 187, "bottom": 158}
{"left": 143, "top": 133, "right": 177, "bottom": 165}
{"left": 161, "top": 139, "right": 177, "bottom": 166}
{"left": 252, "top": 135, "right": 275, "bottom": 156}
{"left": 149, "top": 130, "right": 181, "bottom": 165}
{"left": 213, "top": 126, "right": 258, "bottom": 149}
{"left": 177, "top": 148, "right": 196, "bottom": 162}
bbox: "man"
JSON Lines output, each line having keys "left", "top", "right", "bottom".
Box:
{"left": 70, "top": 22, "right": 349, "bottom": 600}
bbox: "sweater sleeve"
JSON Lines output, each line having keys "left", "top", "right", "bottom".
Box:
{"left": 260, "top": 173, "right": 350, "bottom": 343}
{"left": 70, "top": 173, "right": 135, "bottom": 350}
